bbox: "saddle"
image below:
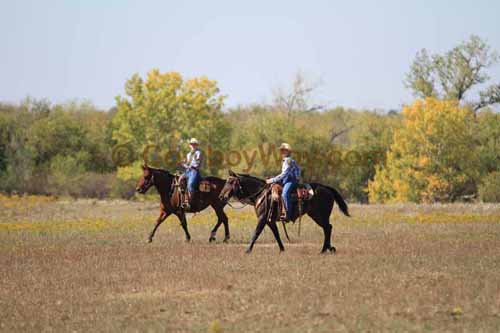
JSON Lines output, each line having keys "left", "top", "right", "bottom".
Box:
{"left": 271, "top": 183, "right": 314, "bottom": 221}
{"left": 271, "top": 183, "right": 314, "bottom": 201}
{"left": 171, "top": 175, "right": 215, "bottom": 211}
{"left": 174, "top": 174, "right": 214, "bottom": 193}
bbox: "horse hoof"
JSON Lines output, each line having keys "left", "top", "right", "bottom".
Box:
{"left": 223, "top": 237, "right": 230, "bottom": 243}
{"left": 330, "top": 246, "right": 337, "bottom": 253}
{"left": 185, "top": 238, "right": 191, "bottom": 243}
{"left": 209, "top": 232, "right": 218, "bottom": 243}
{"left": 245, "top": 249, "right": 252, "bottom": 254}
{"left": 147, "top": 238, "right": 153, "bottom": 243}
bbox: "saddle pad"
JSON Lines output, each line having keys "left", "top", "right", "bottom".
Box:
{"left": 271, "top": 183, "right": 314, "bottom": 201}
{"left": 297, "top": 184, "right": 314, "bottom": 200}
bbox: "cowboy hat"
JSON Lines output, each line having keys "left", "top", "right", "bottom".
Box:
{"left": 279, "top": 143, "right": 291, "bottom": 151}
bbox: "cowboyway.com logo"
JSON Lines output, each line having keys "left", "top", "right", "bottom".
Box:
{"left": 111, "top": 142, "right": 386, "bottom": 172}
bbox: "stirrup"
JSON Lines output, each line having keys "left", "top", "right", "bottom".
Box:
{"left": 181, "top": 198, "right": 190, "bottom": 208}
{"left": 279, "top": 214, "right": 289, "bottom": 223}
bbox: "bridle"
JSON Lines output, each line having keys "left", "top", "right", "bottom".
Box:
{"left": 140, "top": 172, "right": 155, "bottom": 193}
{"left": 226, "top": 176, "right": 267, "bottom": 205}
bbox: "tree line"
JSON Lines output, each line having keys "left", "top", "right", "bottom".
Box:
{"left": 1, "top": 36, "right": 499, "bottom": 202}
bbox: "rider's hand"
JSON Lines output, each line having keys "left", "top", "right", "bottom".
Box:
{"left": 266, "top": 179, "right": 273, "bottom": 184}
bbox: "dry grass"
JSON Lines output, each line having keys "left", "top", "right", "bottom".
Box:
{"left": 1, "top": 196, "right": 500, "bottom": 332}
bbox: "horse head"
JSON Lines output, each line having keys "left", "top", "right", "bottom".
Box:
{"left": 219, "top": 170, "right": 266, "bottom": 204}
{"left": 219, "top": 170, "right": 241, "bottom": 203}
{"left": 136, "top": 164, "right": 155, "bottom": 194}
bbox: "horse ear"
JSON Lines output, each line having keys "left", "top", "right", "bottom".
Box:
{"left": 141, "top": 164, "right": 147, "bottom": 170}
{"left": 228, "top": 169, "right": 237, "bottom": 177}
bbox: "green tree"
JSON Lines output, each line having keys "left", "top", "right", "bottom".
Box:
{"left": 478, "top": 171, "right": 500, "bottom": 202}
{"left": 475, "top": 109, "right": 500, "bottom": 174}
{"left": 0, "top": 102, "right": 38, "bottom": 193}
{"left": 405, "top": 35, "right": 500, "bottom": 111}
{"left": 112, "top": 70, "right": 230, "bottom": 174}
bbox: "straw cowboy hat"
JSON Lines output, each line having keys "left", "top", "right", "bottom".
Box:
{"left": 189, "top": 138, "right": 199, "bottom": 145}
{"left": 279, "top": 143, "right": 292, "bottom": 151}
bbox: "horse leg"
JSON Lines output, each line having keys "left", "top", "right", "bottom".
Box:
{"left": 175, "top": 211, "right": 191, "bottom": 242}
{"left": 320, "top": 221, "right": 335, "bottom": 254}
{"left": 209, "top": 221, "right": 222, "bottom": 243}
{"left": 309, "top": 215, "right": 335, "bottom": 254}
{"left": 148, "top": 210, "right": 170, "bottom": 243}
{"left": 323, "top": 222, "right": 335, "bottom": 254}
{"left": 209, "top": 205, "right": 230, "bottom": 243}
{"left": 246, "top": 217, "right": 267, "bottom": 254}
{"left": 268, "top": 220, "right": 285, "bottom": 252}
{"left": 219, "top": 208, "right": 230, "bottom": 243}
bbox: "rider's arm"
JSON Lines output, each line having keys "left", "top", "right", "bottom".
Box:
{"left": 189, "top": 150, "right": 202, "bottom": 169}
{"left": 269, "top": 159, "right": 291, "bottom": 183}
{"left": 294, "top": 161, "right": 301, "bottom": 181}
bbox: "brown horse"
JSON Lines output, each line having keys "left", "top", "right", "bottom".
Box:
{"left": 136, "top": 165, "right": 230, "bottom": 243}
{"left": 219, "top": 170, "right": 350, "bottom": 253}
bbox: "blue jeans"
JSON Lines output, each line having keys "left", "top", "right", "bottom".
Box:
{"left": 282, "top": 181, "right": 298, "bottom": 220}
{"left": 185, "top": 169, "right": 201, "bottom": 193}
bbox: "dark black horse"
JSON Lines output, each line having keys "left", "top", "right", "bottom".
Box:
{"left": 219, "top": 170, "right": 350, "bottom": 253}
{"left": 136, "top": 165, "right": 230, "bottom": 243}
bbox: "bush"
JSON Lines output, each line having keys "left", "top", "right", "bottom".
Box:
{"left": 46, "top": 155, "right": 85, "bottom": 197}
{"left": 110, "top": 176, "right": 137, "bottom": 200}
{"left": 479, "top": 172, "right": 500, "bottom": 203}
{"left": 76, "top": 173, "right": 113, "bottom": 199}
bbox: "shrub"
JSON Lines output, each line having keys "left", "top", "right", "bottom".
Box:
{"left": 76, "top": 173, "right": 113, "bottom": 199}
{"left": 479, "top": 172, "right": 500, "bottom": 203}
{"left": 110, "top": 176, "right": 137, "bottom": 200}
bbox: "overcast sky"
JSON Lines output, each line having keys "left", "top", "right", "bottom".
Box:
{"left": 1, "top": 0, "right": 499, "bottom": 110}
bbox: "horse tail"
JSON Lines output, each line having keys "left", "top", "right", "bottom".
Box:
{"left": 321, "top": 185, "right": 350, "bottom": 217}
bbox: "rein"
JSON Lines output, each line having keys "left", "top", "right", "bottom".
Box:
{"left": 230, "top": 177, "right": 267, "bottom": 205}
{"left": 238, "top": 181, "right": 267, "bottom": 202}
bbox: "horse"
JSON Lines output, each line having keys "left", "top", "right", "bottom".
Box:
{"left": 136, "top": 164, "right": 230, "bottom": 243}
{"left": 219, "top": 170, "right": 350, "bottom": 253}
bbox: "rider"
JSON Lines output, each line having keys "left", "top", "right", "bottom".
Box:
{"left": 180, "top": 138, "right": 202, "bottom": 209}
{"left": 266, "top": 143, "right": 301, "bottom": 222}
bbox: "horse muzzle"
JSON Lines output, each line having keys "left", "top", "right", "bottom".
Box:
{"left": 219, "top": 193, "right": 229, "bottom": 203}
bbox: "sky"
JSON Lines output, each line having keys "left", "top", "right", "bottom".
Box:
{"left": 1, "top": 0, "right": 500, "bottom": 111}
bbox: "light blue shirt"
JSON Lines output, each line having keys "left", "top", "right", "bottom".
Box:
{"left": 270, "top": 156, "right": 301, "bottom": 184}
{"left": 183, "top": 149, "right": 202, "bottom": 170}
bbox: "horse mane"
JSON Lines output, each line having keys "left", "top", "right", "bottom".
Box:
{"left": 237, "top": 173, "right": 265, "bottom": 183}
{"left": 203, "top": 176, "right": 225, "bottom": 182}
{"left": 148, "top": 167, "right": 172, "bottom": 175}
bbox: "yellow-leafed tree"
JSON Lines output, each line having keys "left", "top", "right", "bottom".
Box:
{"left": 368, "top": 98, "right": 479, "bottom": 203}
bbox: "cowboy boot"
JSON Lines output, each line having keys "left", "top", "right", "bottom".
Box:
{"left": 279, "top": 199, "right": 288, "bottom": 222}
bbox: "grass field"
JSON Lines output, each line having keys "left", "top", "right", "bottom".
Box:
{"left": 1, "top": 195, "right": 500, "bottom": 332}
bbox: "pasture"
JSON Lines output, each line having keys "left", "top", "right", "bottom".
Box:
{"left": 1, "top": 195, "right": 500, "bottom": 332}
